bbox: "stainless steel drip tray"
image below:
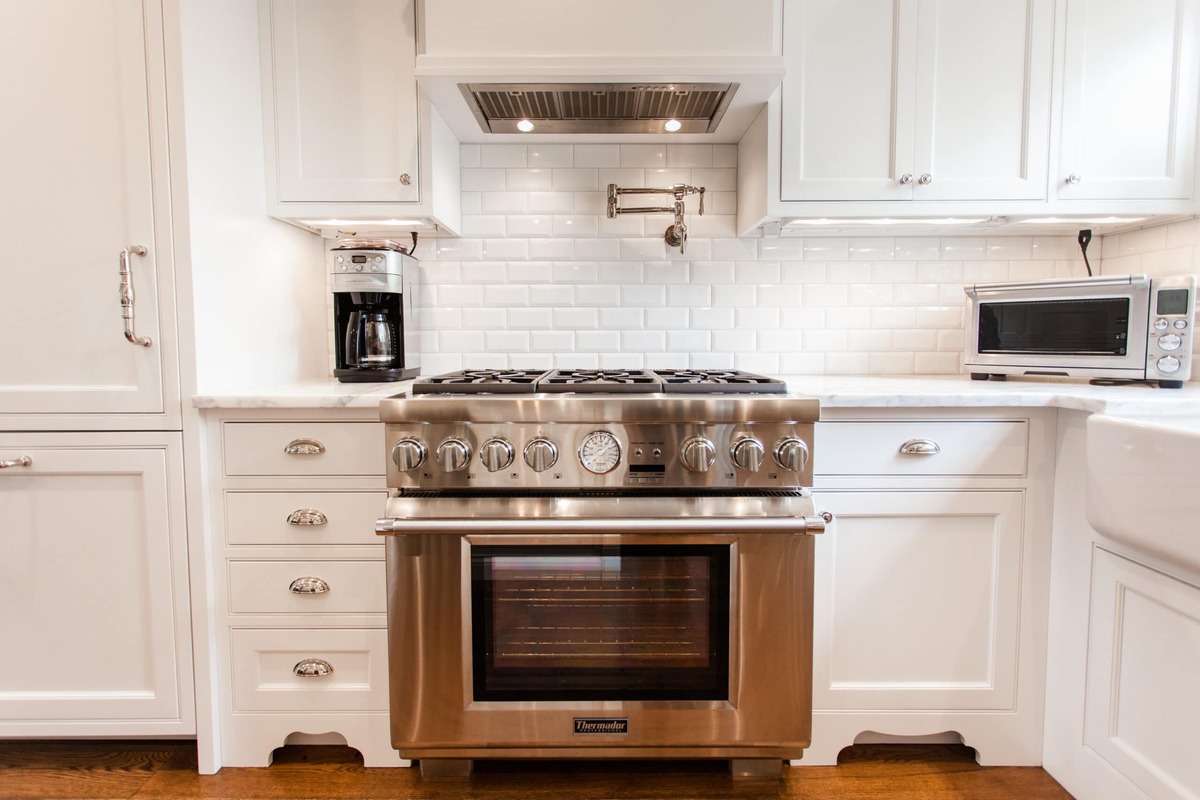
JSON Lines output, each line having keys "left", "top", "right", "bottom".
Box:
{"left": 377, "top": 491, "right": 826, "bottom": 536}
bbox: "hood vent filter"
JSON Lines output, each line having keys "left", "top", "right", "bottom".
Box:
{"left": 460, "top": 82, "right": 738, "bottom": 134}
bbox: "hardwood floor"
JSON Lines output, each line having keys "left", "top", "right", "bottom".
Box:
{"left": 0, "top": 741, "right": 1073, "bottom": 799}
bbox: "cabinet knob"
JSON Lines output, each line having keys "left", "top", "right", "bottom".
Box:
{"left": 288, "top": 576, "right": 330, "bottom": 594}
{"left": 1066, "top": 173, "right": 1082, "bottom": 185}
{"left": 284, "top": 438, "right": 325, "bottom": 456}
{"left": 286, "top": 508, "right": 328, "bottom": 526}
{"left": 918, "top": 173, "right": 933, "bottom": 185}
{"left": 0, "top": 455, "right": 32, "bottom": 469}
{"left": 898, "top": 173, "right": 913, "bottom": 185}
{"left": 293, "top": 658, "right": 334, "bottom": 678}
{"left": 399, "top": 173, "right": 412, "bottom": 186}
{"left": 898, "top": 438, "right": 941, "bottom": 455}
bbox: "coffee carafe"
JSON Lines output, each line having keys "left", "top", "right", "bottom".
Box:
{"left": 331, "top": 242, "right": 420, "bottom": 382}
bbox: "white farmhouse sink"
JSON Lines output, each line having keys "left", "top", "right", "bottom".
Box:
{"left": 1087, "top": 414, "right": 1200, "bottom": 573}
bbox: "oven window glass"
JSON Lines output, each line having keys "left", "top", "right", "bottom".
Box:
{"left": 471, "top": 544, "right": 730, "bottom": 701}
{"left": 979, "top": 298, "right": 1129, "bottom": 355}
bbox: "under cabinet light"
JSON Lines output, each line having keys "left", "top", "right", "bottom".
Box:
{"left": 784, "top": 217, "right": 989, "bottom": 227}
{"left": 1019, "top": 216, "right": 1147, "bottom": 225}
{"left": 303, "top": 219, "right": 426, "bottom": 227}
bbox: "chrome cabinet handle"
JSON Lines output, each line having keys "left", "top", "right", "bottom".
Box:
{"left": 918, "top": 173, "right": 933, "bottom": 185}
{"left": 1066, "top": 173, "right": 1082, "bottom": 185}
{"left": 284, "top": 438, "right": 325, "bottom": 455}
{"left": 286, "top": 508, "right": 328, "bottom": 526}
{"left": 898, "top": 438, "right": 941, "bottom": 455}
{"left": 0, "top": 455, "right": 33, "bottom": 469}
{"left": 288, "top": 576, "right": 330, "bottom": 594}
{"left": 898, "top": 173, "right": 913, "bottom": 185}
{"left": 118, "top": 245, "right": 152, "bottom": 347}
{"left": 293, "top": 658, "right": 334, "bottom": 677}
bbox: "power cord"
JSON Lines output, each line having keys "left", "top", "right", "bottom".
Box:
{"left": 1077, "top": 229, "right": 1093, "bottom": 276}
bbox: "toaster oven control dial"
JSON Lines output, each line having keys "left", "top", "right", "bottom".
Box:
{"left": 680, "top": 436, "right": 717, "bottom": 473}
{"left": 578, "top": 431, "right": 621, "bottom": 474}
{"left": 774, "top": 437, "right": 810, "bottom": 472}
{"left": 1159, "top": 333, "right": 1183, "bottom": 351}
{"left": 479, "top": 437, "right": 515, "bottom": 472}
{"left": 390, "top": 437, "right": 427, "bottom": 471}
{"left": 730, "top": 437, "right": 766, "bottom": 472}
{"left": 523, "top": 438, "right": 558, "bottom": 472}
{"left": 436, "top": 438, "right": 472, "bottom": 472}
{"left": 1157, "top": 355, "right": 1182, "bottom": 374}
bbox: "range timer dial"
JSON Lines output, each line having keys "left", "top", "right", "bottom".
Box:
{"left": 578, "top": 431, "right": 621, "bottom": 474}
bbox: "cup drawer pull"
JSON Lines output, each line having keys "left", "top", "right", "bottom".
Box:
{"left": 284, "top": 438, "right": 325, "bottom": 456}
{"left": 286, "top": 508, "right": 328, "bottom": 526}
{"left": 289, "top": 576, "right": 330, "bottom": 594}
{"left": 293, "top": 658, "right": 334, "bottom": 678}
{"left": 898, "top": 438, "right": 941, "bottom": 455}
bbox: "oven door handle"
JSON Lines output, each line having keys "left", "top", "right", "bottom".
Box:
{"left": 376, "top": 513, "right": 830, "bottom": 536}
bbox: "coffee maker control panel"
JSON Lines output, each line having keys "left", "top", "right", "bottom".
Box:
{"left": 334, "top": 252, "right": 391, "bottom": 273}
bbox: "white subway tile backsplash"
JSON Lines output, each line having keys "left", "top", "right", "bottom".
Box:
{"left": 481, "top": 145, "right": 528, "bottom": 168}
{"left": 1166, "top": 217, "right": 1200, "bottom": 248}
{"left": 620, "top": 145, "right": 667, "bottom": 168}
{"left": 573, "top": 144, "right": 620, "bottom": 168}
{"left": 552, "top": 168, "right": 599, "bottom": 192}
{"left": 527, "top": 145, "right": 574, "bottom": 168}
{"left": 646, "top": 168, "right": 694, "bottom": 186}
{"left": 411, "top": 145, "right": 1160, "bottom": 379}
{"left": 666, "top": 144, "right": 713, "bottom": 168}
{"left": 804, "top": 238, "right": 850, "bottom": 261}
{"left": 529, "top": 239, "right": 575, "bottom": 261}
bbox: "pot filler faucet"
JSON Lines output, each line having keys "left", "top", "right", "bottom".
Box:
{"left": 607, "top": 183, "right": 705, "bottom": 253}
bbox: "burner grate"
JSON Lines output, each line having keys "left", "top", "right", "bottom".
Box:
{"left": 411, "top": 369, "right": 549, "bottom": 394}
{"left": 536, "top": 369, "right": 661, "bottom": 393}
{"left": 655, "top": 369, "right": 787, "bottom": 394}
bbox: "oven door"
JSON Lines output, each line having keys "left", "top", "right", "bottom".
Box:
{"left": 379, "top": 497, "right": 822, "bottom": 760}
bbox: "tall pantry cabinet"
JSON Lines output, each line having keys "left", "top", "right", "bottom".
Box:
{"left": 0, "top": 0, "right": 195, "bottom": 736}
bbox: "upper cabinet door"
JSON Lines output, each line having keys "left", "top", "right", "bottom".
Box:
{"left": 780, "top": 0, "right": 920, "bottom": 201}
{"left": 264, "top": 0, "right": 420, "bottom": 203}
{"left": 911, "top": 0, "right": 1054, "bottom": 201}
{"left": 1058, "top": 0, "right": 1200, "bottom": 200}
{"left": 778, "top": 0, "right": 1053, "bottom": 204}
{"left": 0, "top": 0, "right": 172, "bottom": 419}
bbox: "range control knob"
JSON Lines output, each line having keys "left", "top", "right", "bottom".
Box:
{"left": 436, "top": 438, "right": 472, "bottom": 472}
{"left": 774, "top": 437, "right": 810, "bottom": 472}
{"left": 390, "top": 437, "right": 427, "bottom": 471}
{"left": 730, "top": 437, "right": 766, "bottom": 472}
{"left": 479, "top": 437, "right": 515, "bottom": 472}
{"left": 680, "top": 436, "right": 717, "bottom": 473}
{"left": 523, "top": 438, "right": 559, "bottom": 472}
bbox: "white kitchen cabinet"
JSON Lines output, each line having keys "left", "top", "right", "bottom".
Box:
{"left": 0, "top": 0, "right": 180, "bottom": 428}
{"left": 259, "top": 0, "right": 461, "bottom": 235}
{"left": 0, "top": 433, "right": 193, "bottom": 736}
{"left": 802, "top": 411, "right": 1055, "bottom": 767}
{"left": 1056, "top": 0, "right": 1200, "bottom": 201}
{"left": 777, "top": 0, "right": 1053, "bottom": 203}
{"left": 1083, "top": 549, "right": 1200, "bottom": 800}
{"left": 203, "top": 408, "right": 404, "bottom": 768}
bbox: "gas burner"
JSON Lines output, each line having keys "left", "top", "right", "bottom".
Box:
{"left": 655, "top": 369, "right": 788, "bottom": 394}
{"left": 537, "top": 369, "right": 661, "bottom": 393}
{"left": 412, "top": 369, "right": 549, "bottom": 394}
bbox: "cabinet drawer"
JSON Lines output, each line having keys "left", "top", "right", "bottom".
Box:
{"left": 815, "top": 421, "right": 1028, "bottom": 476}
{"left": 223, "top": 422, "right": 384, "bottom": 476}
{"left": 225, "top": 491, "right": 386, "bottom": 546}
{"left": 228, "top": 560, "right": 385, "bottom": 614}
{"left": 230, "top": 628, "right": 388, "bottom": 712}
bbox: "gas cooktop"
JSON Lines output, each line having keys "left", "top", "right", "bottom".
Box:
{"left": 411, "top": 369, "right": 787, "bottom": 395}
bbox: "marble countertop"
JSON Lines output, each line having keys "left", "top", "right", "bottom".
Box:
{"left": 193, "top": 375, "right": 1200, "bottom": 416}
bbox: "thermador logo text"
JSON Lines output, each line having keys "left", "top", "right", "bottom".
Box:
{"left": 573, "top": 718, "right": 629, "bottom": 734}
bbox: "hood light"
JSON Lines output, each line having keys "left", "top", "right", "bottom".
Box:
{"left": 663, "top": 119, "right": 682, "bottom": 132}
{"left": 517, "top": 119, "right": 535, "bottom": 132}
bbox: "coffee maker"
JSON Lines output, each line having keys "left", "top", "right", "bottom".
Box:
{"left": 330, "top": 240, "right": 420, "bottom": 382}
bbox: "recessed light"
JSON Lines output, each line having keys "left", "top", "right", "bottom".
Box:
{"left": 664, "top": 119, "right": 682, "bottom": 132}
{"left": 517, "top": 119, "right": 535, "bottom": 132}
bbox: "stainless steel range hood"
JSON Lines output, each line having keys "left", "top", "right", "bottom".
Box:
{"left": 416, "top": 0, "right": 784, "bottom": 143}
{"left": 459, "top": 82, "right": 738, "bottom": 135}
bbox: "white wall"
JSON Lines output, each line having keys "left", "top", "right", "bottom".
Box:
{"left": 412, "top": 143, "right": 1096, "bottom": 376}
{"left": 179, "top": 0, "right": 328, "bottom": 390}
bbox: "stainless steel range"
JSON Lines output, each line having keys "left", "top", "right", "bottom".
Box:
{"left": 376, "top": 369, "right": 829, "bottom": 778}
